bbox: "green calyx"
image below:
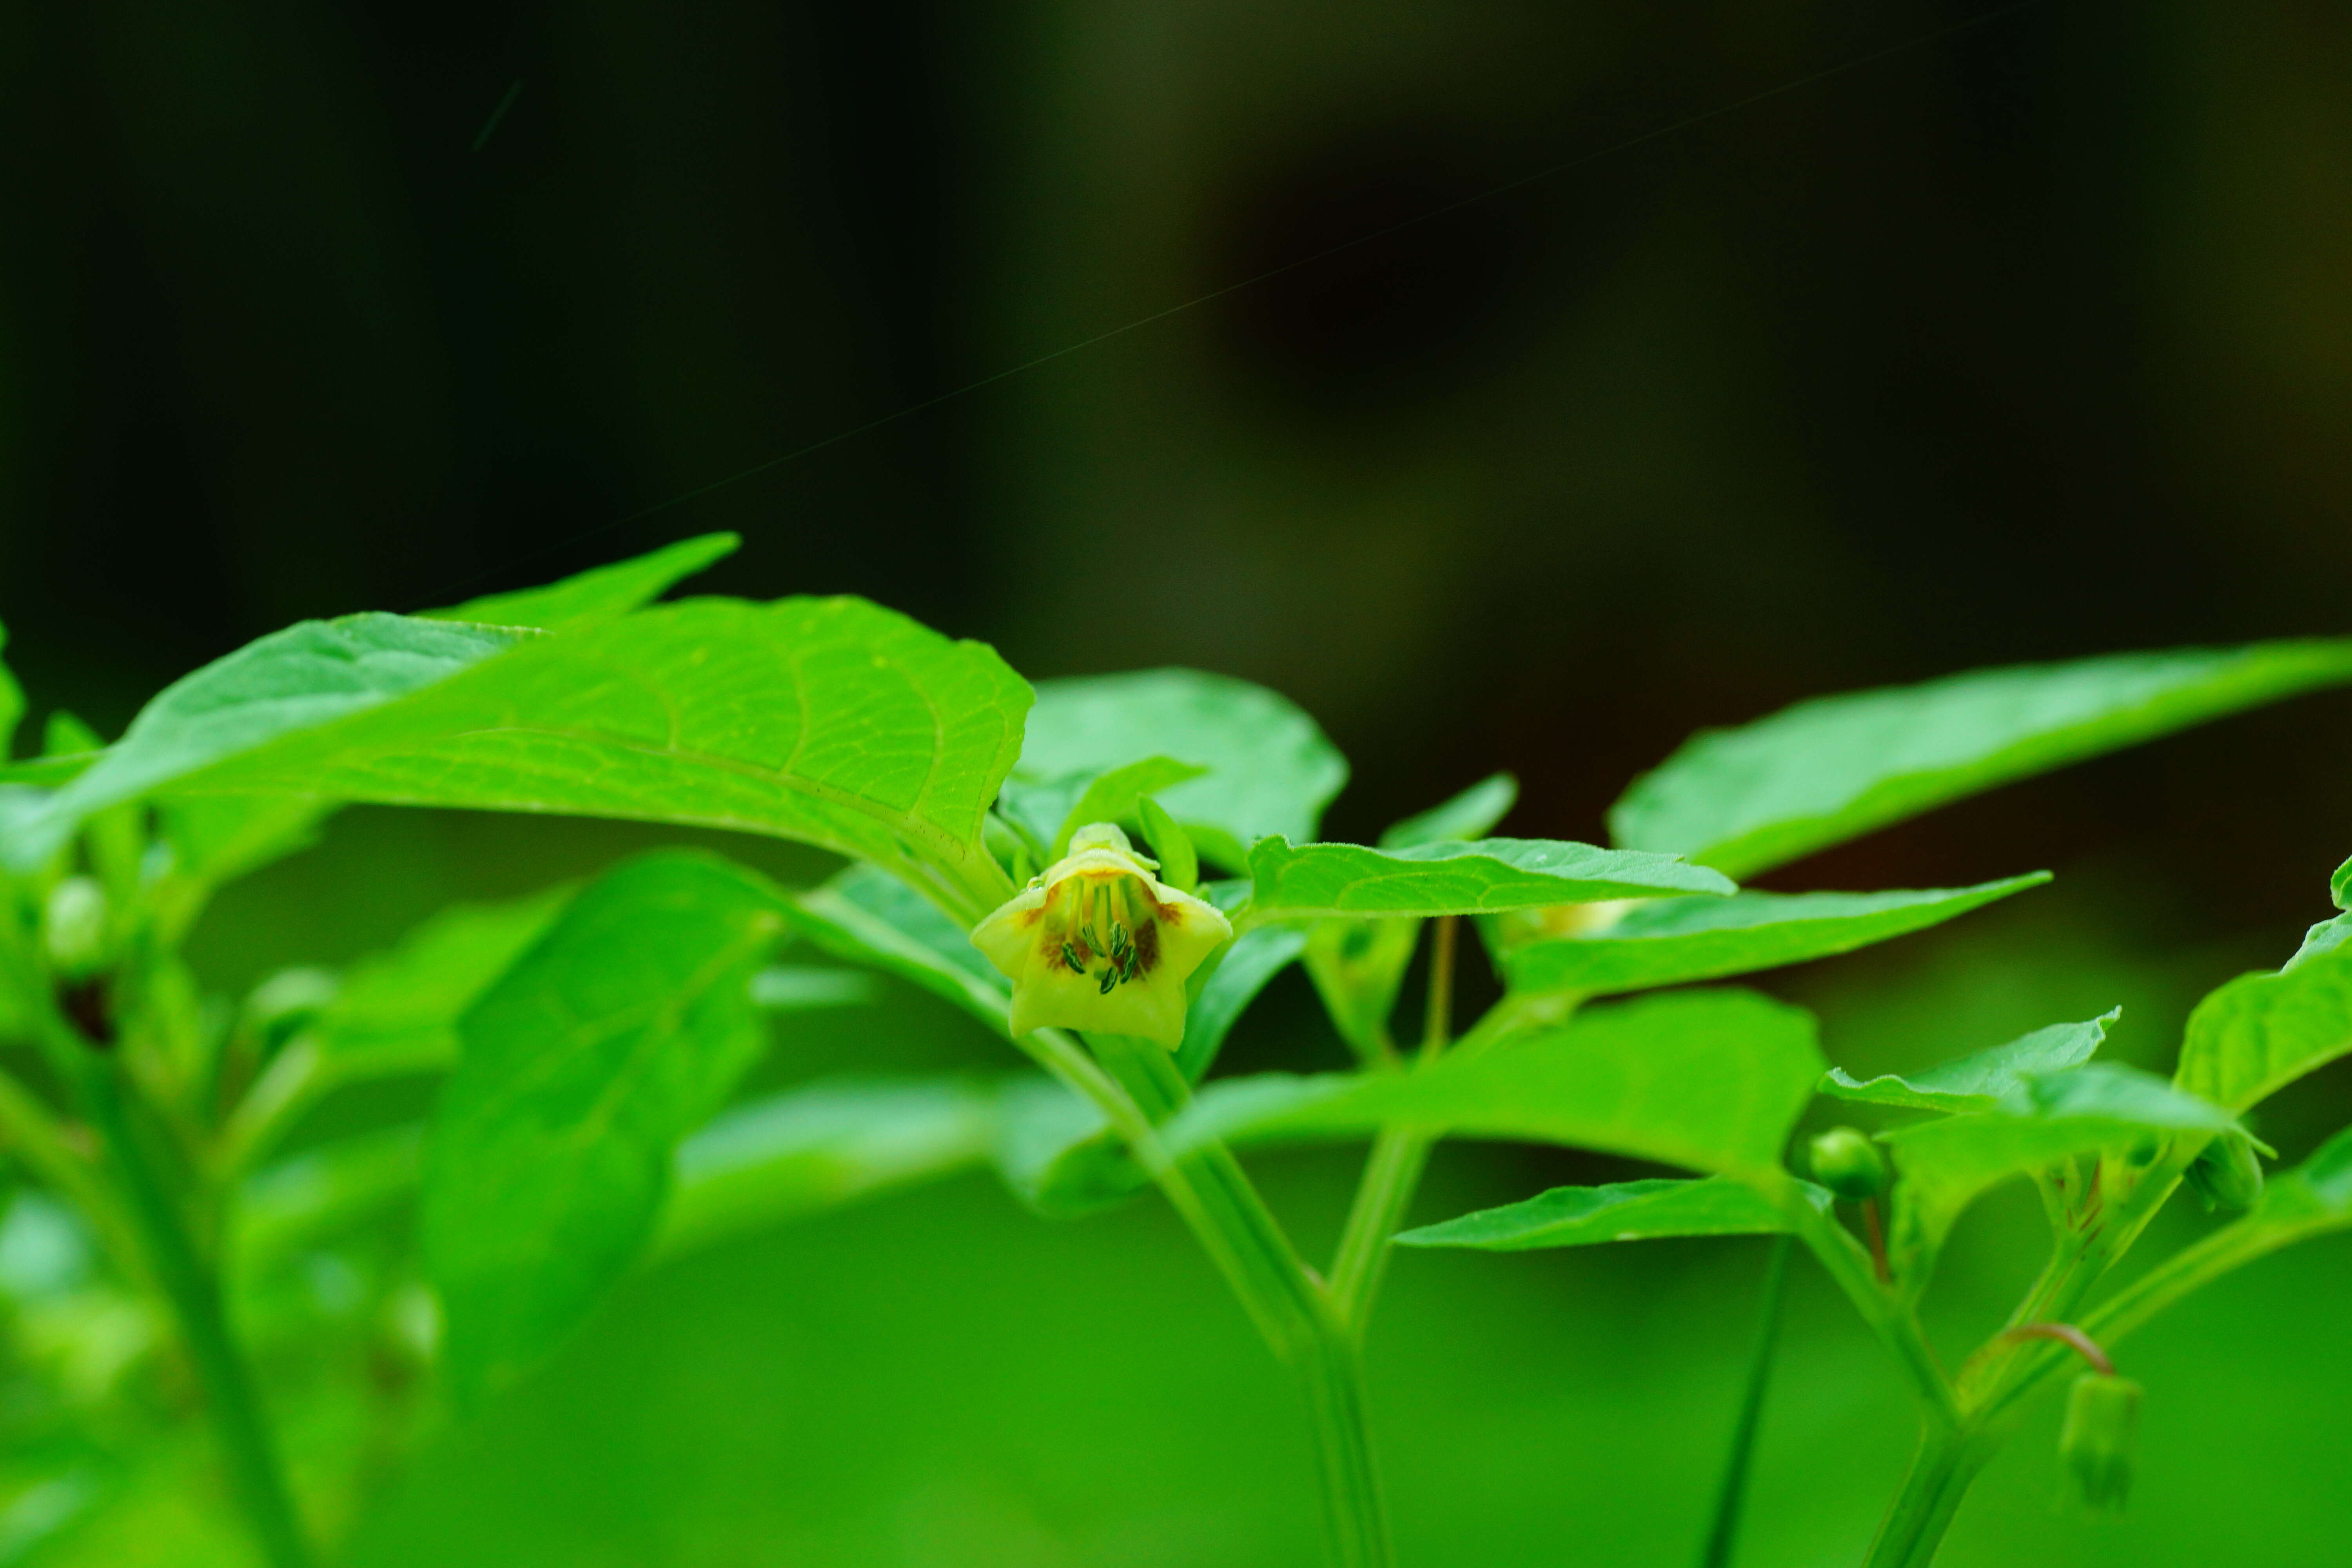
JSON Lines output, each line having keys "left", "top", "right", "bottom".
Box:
{"left": 1807, "top": 1126, "right": 1889, "bottom": 1201}
{"left": 2060, "top": 1373, "right": 2143, "bottom": 1513}
{"left": 2184, "top": 1132, "right": 2264, "bottom": 1212}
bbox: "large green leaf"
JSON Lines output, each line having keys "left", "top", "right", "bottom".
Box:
{"left": 1612, "top": 642, "right": 2352, "bottom": 879}
{"left": 1379, "top": 774, "right": 1518, "bottom": 849}
{"left": 1501, "top": 875, "right": 2047, "bottom": 998}
{"left": 139, "top": 540, "right": 744, "bottom": 903}
{"left": 654, "top": 1078, "right": 998, "bottom": 1258}
{"left": 1161, "top": 989, "right": 1823, "bottom": 1176}
{"left": 0, "top": 615, "right": 534, "bottom": 871}
{"left": 1396, "top": 1174, "right": 1827, "bottom": 1252}
{"left": 1243, "top": 837, "right": 1733, "bottom": 922}
{"left": 424, "top": 533, "right": 739, "bottom": 632}
{"left": 2334, "top": 855, "right": 2352, "bottom": 913}
{"left": 1010, "top": 669, "right": 1347, "bottom": 863}
{"left": 2175, "top": 942, "right": 2352, "bottom": 1112}
{"left": 59, "top": 598, "right": 1030, "bottom": 918}
{"left": 1886, "top": 1063, "right": 2236, "bottom": 1270}
{"left": 423, "top": 852, "right": 785, "bottom": 1396}
{"left": 1823, "top": 1009, "right": 2119, "bottom": 1113}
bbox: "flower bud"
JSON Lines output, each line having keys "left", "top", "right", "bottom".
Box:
{"left": 2060, "top": 1372, "right": 2141, "bottom": 1512}
{"left": 1135, "top": 796, "right": 1198, "bottom": 894}
{"left": 2183, "top": 1132, "right": 2263, "bottom": 1212}
{"left": 1808, "top": 1126, "right": 1888, "bottom": 1201}
{"left": 41, "top": 877, "right": 110, "bottom": 980}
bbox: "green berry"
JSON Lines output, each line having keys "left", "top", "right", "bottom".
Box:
{"left": 42, "top": 876, "right": 109, "bottom": 980}
{"left": 1808, "top": 1127, "right": 1888, "bottom": 1201}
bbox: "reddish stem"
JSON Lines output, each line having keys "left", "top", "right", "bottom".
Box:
{"left": 1862, "top": 1197, "right": 1890, "bottom": 1283}
{"left": 2000, "top": 1321, "right": 2115, "bottom": 1377}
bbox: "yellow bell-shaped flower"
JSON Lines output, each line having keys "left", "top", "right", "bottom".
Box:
{"left": 971, "top": 823, "right": 1233, "bottom": 1047}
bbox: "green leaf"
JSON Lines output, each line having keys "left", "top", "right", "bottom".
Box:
{"left": 25, "top": 598, "right": 1033, "bottom": 918}
{"left": 1012, "top": 669, "right": 1348, "bottom": 860}
{"left": 234, "top": 1125, "right": 423, "bottom": 1284}
{"left": 423, "top": 533, "right": 740, "bottom": 632}
{"left": 654, "top": 1078, "right": 998, "bottom": 1259}
{"left": 2175, "top": 942, "right": 2352, "bottom": 1112}
{"left": 1162, "top": 989, "right": 1824, "bottom": 1176}
{"left": 423, "top": 851, "right": 785, "bottom": 1396}
{"left": 308, "top": 889, "right": 573, "bottom": 1082}
{"left": 2335, "top": 855, "right": 2352, "bottom": 913}
{"left": 0, "top": 753, "right": 96, "bottom": 786}
{"left": 1887, "top": 1063, "right": 2237, "bottom": 1268}
{"left": 1396, "top": 1174, "right": 1827, "bottom": 1252}
{"left": 2289, "top": 913, "right": 2352, "bottom": 972}
{"left": 1501, "top": 875, "right": 2049, "bottom": 998}
{"left": 1379, "top": 773, "right": 1518, "bottom": 849}
{"left": 1303, "top": 917, "right": 1421, "bottom": 1061}
{"left": 990, "top": 1078, "right": 1117, "bottom": 1214}
{"left": 0, "top": 617, "right": 21, "bottom": 763}
{"left": 1046, "top": 755, "right": 1209, "bottom": 858}
{"left": 0, "top": 614, "right": 534, "bottom": 871}
{"left": 783, "top": 863, "right": 1009, "bottom": 1036}
{"left": 1612, "top": 641, "right": 2352, "bottom": 879}
{"left": 1824, "top": 1009, "right": 2118, "bottom": 1112}
{"left": 1177, "top": 923, "right": 1309, "bottom": 1082}
{"left": 748, "top": 966, "right": 877, "bottom": 1010}
{"left": 1244, "top": 837, "right": 1733, "bottom": 922}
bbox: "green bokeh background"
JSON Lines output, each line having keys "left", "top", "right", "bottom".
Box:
{"left": 5, "top": 0, "right": 2351, "bottom": 1562}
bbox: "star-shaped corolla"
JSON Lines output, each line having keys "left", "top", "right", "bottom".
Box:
{"left": 971, "top": 823, "right": 1233, "bottom": 1047}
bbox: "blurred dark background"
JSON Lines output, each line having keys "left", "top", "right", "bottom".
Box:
{"left": 4, "top": 2, "right": 2351, "bottom": 1564}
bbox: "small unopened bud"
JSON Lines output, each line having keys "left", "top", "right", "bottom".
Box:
{"left": 2060, "top": 1372, "right": 2141, "bottom": 1512}
{"left": 1135, "top": 796, "right": 1198, "bottom": 894}
{"left": 1808, "top": 1126, "right": 1888, "bottom": 1201}
{"left": 983, "top": 812, "right": 1041, "bottom": 887}
{"left": 2183, "top": 1133, "right": 2263, "bottom": 1212}
{"left": 42, "top": 877, "right": 110, "bottom": 980}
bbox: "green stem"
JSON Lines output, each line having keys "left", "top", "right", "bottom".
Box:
{"left": 1328, "top": 1129, "right": 1430, "bottom": 1333}
{"left": 1299, "top": 1323, "right": 1392, "bottom": 1568}
{"left": 75, "top": 1052, "right": 313, "bottom": 1568}
{"left": 1780, "top": 1187, "right": 1957, "bottom": 1423}
{"left": 1699, "top": 1234, "right": 1791, "bottom": 1568}
{"left": 1860, "top": 1426, "right": 1992, "bottom": 1568}
{"left": 1086, "top": 1035, "right": 1392, "bottom": 1566}
{"left": 1328, "top": 916, "right": 1459, "bottom": 1334}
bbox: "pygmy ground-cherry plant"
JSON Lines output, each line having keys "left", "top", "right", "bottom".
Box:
{"left": 1, "top": 534, "right": 2349, "bottom": 1567}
